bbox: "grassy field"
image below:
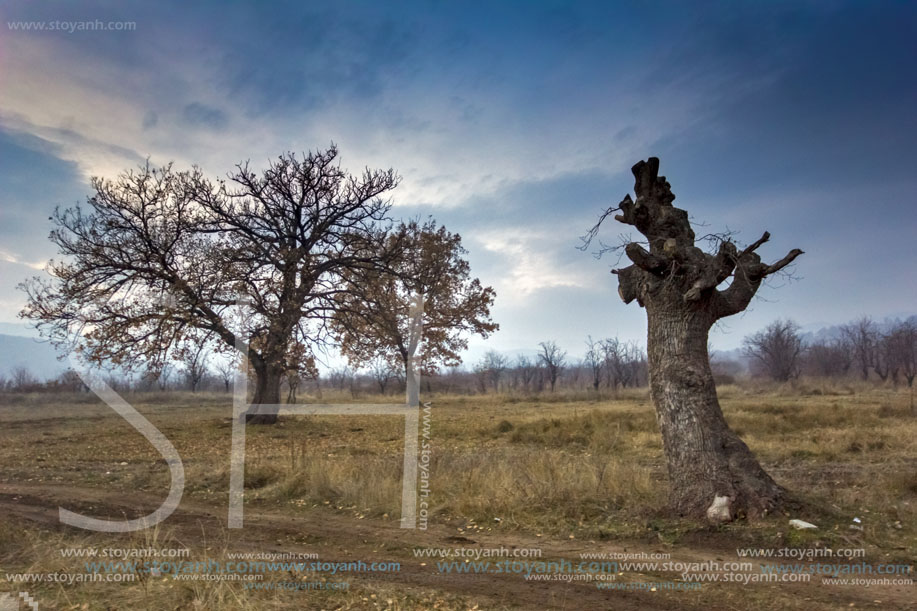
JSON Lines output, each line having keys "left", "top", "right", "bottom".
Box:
{"left": 0, "top": 383, "right": 914, "bottom": 609}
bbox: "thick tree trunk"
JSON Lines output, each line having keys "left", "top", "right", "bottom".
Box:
{"left": 647, "top": 304, "right": 783, "bottom": 521}
{"left": 601, "top": 157, "right": 802, "bottom": 523}
{"left": 247, "top": 364, "right": 283, "bottom": 425}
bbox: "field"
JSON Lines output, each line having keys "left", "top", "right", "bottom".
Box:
{"left": 1, "top": 384, "right": 915, "bottom": 610}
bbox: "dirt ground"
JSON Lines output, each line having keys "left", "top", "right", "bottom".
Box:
{"left": 1, "top": 483, "right": 913, "bottom": 611}
{"left": 1, "top": 390, "right": 914, "bottom": 610}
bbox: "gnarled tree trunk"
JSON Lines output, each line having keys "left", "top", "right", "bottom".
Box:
{"left": 647, "top": 304, "right": 782, "bottom": 519}
{"left": 604, "top": 158, "right": 803, "bottom": 522}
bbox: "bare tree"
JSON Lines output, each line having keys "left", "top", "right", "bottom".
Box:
{"left": 600, "top": 338, "right": 645, "bottom": 389}
{"left": 842, "top": 317, "right": 878, "bottom": 381}
{"left": 157, "top": 364, "right": 173, "bottom": 391}
{"left": 178, "top": 337, "right": 210, "bottom": 392}
{"left": 479, "top": 350, "right": 508, "bottom": 392}
{"left": 285, "top": 370, "right": 300, "bottom": 403}
{"left": 328, "top": 367, "right": 355, "bottom": 396}
{"left": 804, "top": 337, "right": 853, "bottom": 378}
{"left": 19, "top": 146, "right": 399, "bottom": 424}
{"left": 281, "top": 341, "right": 317, "bottom": 403}
{"left": 514, "top": 355, "right": 538, "bottom": 393}
{"left": 586, "top": 157, "right": 803, "bottom": 522}
{"left": 584, "top": 336, "right": 604, "bottom": 391}
{"left": 538, "top": 341, "right": 566, "bottom": 392}
{"left": 368, "top": 356, "right": 398, "bottom": 394}
{"left": 886, "top": 320, "right": 917, "bottom": 411}
{"left": 10, "top": 366, "right": 37, "bottom": 392}
{"left": 601, "top": 338, "right": 624, "bottom": 390}
{"left": 743, "top": 320, "right": 804, "bottom": 382}
{"left": 874, "top": 329, "right": 901, "bottom": 384}
{"left": 215, "top": 360, "right": 236, "bottom": 393}
{"left": 54, "top": 369, "right": 86, "bottom": 392}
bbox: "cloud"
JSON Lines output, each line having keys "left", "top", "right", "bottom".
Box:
{"left": 0, "top": 0, "right": 740, "bottom": 208}
{"left": 0, "top": 128, "right": 87, "bottom": 256}
{"left": 473, "top": 228, "right": 593, "bottom": 298}
{"left": 0, "top": 250, "right": 45, "bottom": 271}
{"left": 182, "top": 103, "right": 228, "bottom": 130}
{"left": 0, "top": 0, "right": 914, "bottom": 353}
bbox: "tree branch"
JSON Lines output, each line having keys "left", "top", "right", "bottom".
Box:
{"left": 764, "top": 248, "right": 804, "bottom": 275}
{"left": 715, "top": 247, "right": 804, "bottom": 318}
{"left": 612, "top": 265, "right": 643, "bottom": 305}
{"left": 684, "top": 240, "right": 738, "bottom": 302}
{"left": 741, "top": 231, "right": 770, "bottom": 257}
{"left": 624, "top": 242, "right": 668, "bottom": 275}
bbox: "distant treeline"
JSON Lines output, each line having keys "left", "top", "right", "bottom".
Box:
{"left": 2, "top": 315, "right": 914, "bottom": 396}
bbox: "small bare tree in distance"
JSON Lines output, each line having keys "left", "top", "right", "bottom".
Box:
{"left": 584, "top": 336, "right": 604, "bottom": 391}
{"left": 886, "top": 320, "right": 917, "bottom": 412}
{"left": 10, "top": 366, "right": 37, "bottom": 392}
{"left": 215, "top": 360, "right": 236, "bottom": 393}
{"left": 514, "top": 355, "right": 538, "bottom": 393}
{"left": 480, "top": 350, "right": 509, "bottom": 392}
{"left": 177, "top": 335, "right": 210, "bottom": 392}
{"left": 842, "top": 316, "right": 878, "bottom": 381}
{"left": 743, "top": 319, "right": 804, "bottom": 382}
{"left": 538, "top": 341, "right": 566, "bottom": 392}
{"left": 804, "top": 337, "right": 852, "bottom": 378}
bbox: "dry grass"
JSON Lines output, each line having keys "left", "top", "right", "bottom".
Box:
{"left": 1, "top": 382, "right": 915, "bottom": 608}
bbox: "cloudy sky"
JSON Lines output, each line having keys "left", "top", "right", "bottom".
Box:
{"left": 1, "top": 0, "right": 915, "bottom": 365}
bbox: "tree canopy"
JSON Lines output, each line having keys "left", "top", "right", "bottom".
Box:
{"left": 331, "top": 219, "right": 497, "bottom": 376}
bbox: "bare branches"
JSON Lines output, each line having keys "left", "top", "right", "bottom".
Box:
{"left": 714, "top": 243, "right": 804, "bottom": 319}
{"left": 19, "top": 146, "right": 403, "bottom": 394}
{"left": 582, "top": 157, "right": 803, "bottom": 321}
{"left": 763, "top": 248, "right": 804, "bottom": 275}
{"left": 577, "top": 199, "right": 623, "bottom": 253}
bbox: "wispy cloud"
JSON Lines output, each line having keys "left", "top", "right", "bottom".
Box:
{"left": 0, "top": 250, "right": 45, "bottom": 271}
{"left": 474, "top": 229, "right": 593, "bottom": 299}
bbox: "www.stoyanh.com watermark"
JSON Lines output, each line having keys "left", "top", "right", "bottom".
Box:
{"left": 56, "top": 293, "right": 428, "bottom": 533}
{"left": 7, "top": 20, "right": 137, "bottom": 33}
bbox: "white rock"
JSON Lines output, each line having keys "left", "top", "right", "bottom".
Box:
{"left": 789, "top": 519, "right": 818, "bottom": 530}
{"left": 706, "top": 495, "right": 732, "bottom": 523}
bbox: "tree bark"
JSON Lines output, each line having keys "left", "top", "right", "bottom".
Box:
{"left": 247, "top": 363, "right": 283, "bottom": 425}
{"left": 647, "top": 304, "right": 782, "bottom": 520}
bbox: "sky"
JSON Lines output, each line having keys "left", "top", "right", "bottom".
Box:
{"left": 1, "top": 0, "right": 915, "bottom": 367}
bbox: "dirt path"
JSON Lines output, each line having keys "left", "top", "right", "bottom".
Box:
{"left": 1, "top": 483, "right": 913, "bottom": 610}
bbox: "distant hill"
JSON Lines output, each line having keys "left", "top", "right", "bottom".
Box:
{"left": 798, "top": 315, "right": 917, "bottom": 345}
{"left": 0, "top": 333, "right": 67, "bottom": 381}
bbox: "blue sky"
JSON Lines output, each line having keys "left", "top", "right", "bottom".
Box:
{"left": 1, "top": 0, "right": 915, "bottom": 365}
